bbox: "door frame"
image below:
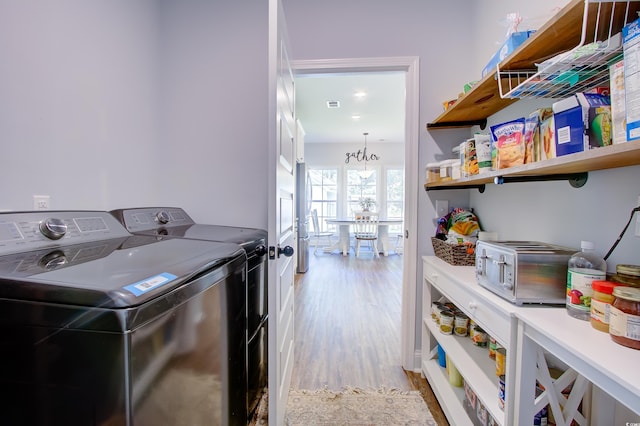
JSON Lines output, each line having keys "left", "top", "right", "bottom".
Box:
{"left": 292, "top": 56, "right": 420, "bottom": 370}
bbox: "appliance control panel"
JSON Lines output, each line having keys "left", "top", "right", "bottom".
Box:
{"left": 111, "top": 207, "right": 195, "bottom": 232}
{"left": 0, "top": 211, "right": 131, "bottom": 255}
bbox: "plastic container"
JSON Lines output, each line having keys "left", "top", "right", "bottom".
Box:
{"left": 566, "top": 241, "right": 606, "bottom": 321}
{"left": 426, "top": 162, "right": 441, "bottom": 184}
{"left": 446, "top": 354, "right": 463, "bottom": 387}
{"left": 609, "top": 286, "right": 640, "bottom": 350}
{"left": 437, "top": 343, "right": 447, "bottom": 367}
{"left": 439, "top": 160, "right": 452, "bottom": 181}
{"left": 450, "top": 159, "right": 462, "bottom": 180}
{"left": 590, "top": 280, "right": 626, "bottom": 332}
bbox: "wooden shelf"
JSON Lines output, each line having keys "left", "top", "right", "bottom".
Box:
{"left": 424, "top": 139, "right": 640, "bottom": 190}
{"left": 427, "top": 0, "right": 640, "bottom": 130}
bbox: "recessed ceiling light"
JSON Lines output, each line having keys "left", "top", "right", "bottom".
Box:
{"left": 352, "top": 115, "right": 361, "bottom": 120}
{"left": 354, "top": 91, "right": 367, "bottom": 98}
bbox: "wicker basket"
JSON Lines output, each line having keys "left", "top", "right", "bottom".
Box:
{"left": 431, "top": 237, "right": 476, "bottom": 266}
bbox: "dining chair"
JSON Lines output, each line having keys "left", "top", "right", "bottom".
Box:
{"left": 310, "top": 209, "right": 335, "bottom": 254}
{"left": 353, "top": 212, "right": 380, "bottom": 258}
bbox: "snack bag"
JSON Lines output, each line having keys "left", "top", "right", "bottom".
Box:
{"left": 491, "top": 118, "right": 526, "bottom": 169}
{"left": 524, "top": 108, "right": 553, "bottom": 163}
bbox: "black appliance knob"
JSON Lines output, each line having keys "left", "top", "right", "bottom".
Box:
{"left": 39, "top": 250, "right": 68, "bottom": 270}
{"left": 255, "top": 244, "right": 267, "bottom": 256}
{"left": 156, "top": 211, "right": 170, "bottom": 224}
{"left": 278, "top": 245, "right": 294, "bottom": 257}
{"left": 39, "top": 218, "right": 67, "bottom": 240}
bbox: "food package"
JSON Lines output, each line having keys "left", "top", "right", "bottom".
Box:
{"left": 540, "top": 115, "right": 556, "bottom": 160}
{"left": 623, "top": 17, "right": 640, "bottom": 141}
{"left": 610, "top": 59, "right": 627, "bottom": 144}
{"left": 464, "top": 138, "right": 479, "bottom": 176}
{"left": 474, "top": 133, "right": 492, "bottom": 173}
{"left": 490, "top": 118, "right": 526, "bottom": 169}
{"left": 524, "top": 108, "right": 553, "bottom": 163}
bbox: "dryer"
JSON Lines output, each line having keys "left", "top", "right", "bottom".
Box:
{"left": 110, "top": 207, "right": 268, "bottom": 419}
{"left": 0, "top": 211, "right": 247, "bottom": 425}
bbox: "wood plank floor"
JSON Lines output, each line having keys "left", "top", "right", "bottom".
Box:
{"left": 291, "top": 251, "right": 448, "bottom": 425}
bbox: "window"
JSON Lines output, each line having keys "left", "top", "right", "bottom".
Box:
{"left": 386, "top": 168, "right": 404, "bottom": 234}
{"left": 308, "top": 168, "right": 337, "bottom": 232}
{"left": 346, "top": 169, "right": 377, "bottom": 217}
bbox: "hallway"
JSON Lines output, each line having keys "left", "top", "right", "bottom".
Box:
{"left": 291, "top": 252, "right": 447, "bottom": 424}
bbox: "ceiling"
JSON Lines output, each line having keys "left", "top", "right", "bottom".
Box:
{"left": 294, "top": 71, "right": 406, "bottom": 145}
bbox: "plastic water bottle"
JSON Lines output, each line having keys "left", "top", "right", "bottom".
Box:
{"left": 566, "top": 241, "right": 606, "bottom": 320}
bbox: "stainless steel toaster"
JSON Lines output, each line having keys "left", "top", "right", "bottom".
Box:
{"left": 475, "top": 241, "right": 577, "bottom": 305}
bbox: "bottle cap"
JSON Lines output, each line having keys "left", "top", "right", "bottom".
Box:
{"left": 580, "top": 241, "right": 594, "bottom": 250}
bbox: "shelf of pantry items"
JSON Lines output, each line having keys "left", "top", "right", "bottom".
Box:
{"left": 424, "top": 318, "right": 505, "bottom": 426}
{"left": 424, "top": 139, "right": 640, "bottom": 190}
{"left": 427, "top": 0, "right": 640, "bottom": 129}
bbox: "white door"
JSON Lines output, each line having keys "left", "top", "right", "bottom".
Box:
{"left": 268, "top": 0, "right": 296, "bottom": 424}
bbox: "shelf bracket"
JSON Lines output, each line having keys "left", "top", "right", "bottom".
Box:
{"left": 426, "top": 118, "right": 487, "bottom": 130}
{"left": 425, "top": 184, "right": 486, "bottom": 193}
{"left": 493, "top": 172, "right": 588, "bottom": 188}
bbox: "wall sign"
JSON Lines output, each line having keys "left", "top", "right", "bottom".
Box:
{"left": 345, "top": 147, "right": 380, "bottom": 164}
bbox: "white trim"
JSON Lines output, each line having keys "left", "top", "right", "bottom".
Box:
{"left": 292, "top": 56, "right": 420, "bottom": 371}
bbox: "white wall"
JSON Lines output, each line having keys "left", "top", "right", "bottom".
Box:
{"left": 155, "top": 0, "right": 269, "bottom": 228}
{"left": 0, "top": 0, "right": 160, "bottom": 211}
{"left": 0, "top": 0, "right": 270, "bottom": 229}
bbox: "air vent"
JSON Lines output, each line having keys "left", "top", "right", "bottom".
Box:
{"left": 326, "top": 100, "right": 340, "bottom": 108}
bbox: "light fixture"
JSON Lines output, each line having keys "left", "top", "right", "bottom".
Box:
{"left": 358, "top": 132, "right": 374, "bottom": 179}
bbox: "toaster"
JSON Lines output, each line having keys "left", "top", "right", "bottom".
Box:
{"left": 475, "top": 241, "right": 577, "bottom": 305}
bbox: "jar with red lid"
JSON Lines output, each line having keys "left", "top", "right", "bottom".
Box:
{"left": 590, "top": 281, "right": 626, "bottom": 333}
{"left": 609, "top": 286, "right": 640, "bottom": 350}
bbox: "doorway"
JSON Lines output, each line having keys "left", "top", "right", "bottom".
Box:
{"left": 293, "top": 57, "right": 420, "bottom": 372}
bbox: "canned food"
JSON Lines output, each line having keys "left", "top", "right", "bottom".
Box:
{"left": 439, "top": 311, "right": 454, "bottom": 335}
{"left": 489, "top": 337, "right": 497, "bottom": 359}
{"left": 472, "top": 326, "right": 487, "bottom": 347}
{"left": 495, "top": 348, "right": 506, "bottom": 376}
{"left": 498, "top": 374, "right": 506, "bottom": 410}
{"left": 454, "top": 312, "right": 469, "bottom": 336}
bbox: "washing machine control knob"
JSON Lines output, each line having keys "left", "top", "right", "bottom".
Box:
{"left": 39, "top": 218, "right": 67, "bottom": 240}
{"left": 156, "top": 211, "right": 170, "bottom": 224}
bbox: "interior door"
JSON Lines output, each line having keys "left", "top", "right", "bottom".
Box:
{"left": 268, "top": 0, "right": 296, "bottom": 424}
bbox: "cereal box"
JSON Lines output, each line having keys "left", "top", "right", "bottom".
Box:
{"left": 610, "top": 59, "right": 627, "bottom": 144}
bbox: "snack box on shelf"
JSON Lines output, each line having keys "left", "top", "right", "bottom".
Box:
{"left": 552, "top": 92, "right": 611, "bottom": 156}
{"left": 481, "top": 30, "right": 536, "bottom": 78}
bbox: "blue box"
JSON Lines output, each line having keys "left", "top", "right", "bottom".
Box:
{"left": 482, "top": 31, "right": 536, "bottom": 78}
{"left": 552, "top": 93, "right": 610, "bottom": 156}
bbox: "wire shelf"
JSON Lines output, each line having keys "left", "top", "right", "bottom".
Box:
{"left": 498, "top": 0, "right": 635, "bottom": 99}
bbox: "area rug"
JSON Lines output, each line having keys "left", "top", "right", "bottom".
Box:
{"left": 286, "top": 387, "right": 438, "bottom": 426}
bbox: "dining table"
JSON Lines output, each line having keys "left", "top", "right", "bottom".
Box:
{"left": 325, "top": 218, "right": 403, "bottom": 256}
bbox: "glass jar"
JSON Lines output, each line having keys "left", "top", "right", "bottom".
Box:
{"left": 590, "top": 281, "right": 626, "bottom": 333}
{"left": 610, "top": 264, "right": 640, "bottom": 288}
{"left": 609, "top": 286, "right": 640, "bottom": 350}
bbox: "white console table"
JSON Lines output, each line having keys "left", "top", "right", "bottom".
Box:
{"left": 422, "top": 256, "right": 640, "bottom": 426}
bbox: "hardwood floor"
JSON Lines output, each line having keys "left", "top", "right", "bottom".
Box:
{"left": 291, "top": 251, "right": 448, "bottom": 425}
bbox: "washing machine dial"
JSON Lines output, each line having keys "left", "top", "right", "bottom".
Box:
{"left": 156, "top": 211, "right": 171, "bottom": 224}
{"left": 39, "top": 218, "right": 67, "bottom": 240}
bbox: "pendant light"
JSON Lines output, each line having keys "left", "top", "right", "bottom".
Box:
{"left": 358, "top": 132, "right": 374, "bottom": 179}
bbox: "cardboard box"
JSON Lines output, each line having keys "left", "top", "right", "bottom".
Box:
{"left": 552, "top": 93, "right": 611, "bottom": 156}
{"left": 482, "top": 31, "right": 536, "bottom": 78}
{"left": 623, "top": 18, "right": 640, "bottom": 141}
{"left": 610, "top": 59, "right": 627, "bottom": 144}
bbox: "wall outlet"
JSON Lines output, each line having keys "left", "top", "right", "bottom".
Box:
{"left": 435, "top": 200, "right": 449, "bottom": 218}
{"left": 33, "top": 195, "right": 50, "bottom": 210}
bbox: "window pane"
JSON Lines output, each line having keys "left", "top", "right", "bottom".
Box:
{"left": 308, "top": 168, "right": 338, "bottom": 232}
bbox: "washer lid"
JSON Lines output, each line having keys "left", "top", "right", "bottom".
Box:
{"left": 0, "top": 236, "right": 244, "bottom": 308}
